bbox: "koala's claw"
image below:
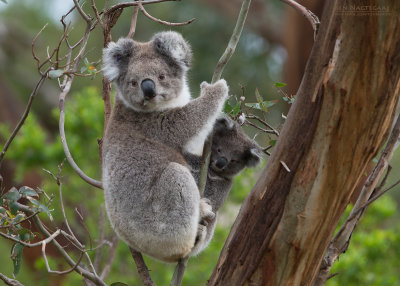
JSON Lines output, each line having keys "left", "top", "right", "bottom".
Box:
{"left": 200, "top": 198, "right": 215, "bottom": 223}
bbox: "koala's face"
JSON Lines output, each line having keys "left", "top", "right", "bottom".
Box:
{"left": 210, "top": 117, "right": 262, "bottom": 178}
{"left": 103, "top": 32, "right": 192, "bottom": 112}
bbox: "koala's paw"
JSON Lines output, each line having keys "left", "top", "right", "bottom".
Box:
{"left": 189, "top": 224, "right": 208, "bottom": 257}
{"left": 200, "top": 79, "right": 229, "bottom": 99}
{"left": 199, "top": 198, "right": 215, "bottom": 224}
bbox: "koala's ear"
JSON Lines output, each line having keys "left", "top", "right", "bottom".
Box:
{"left": 245, "top": 147, "right": 262, "bottom": 167}
{"left": 215, "top": 116, "right": 235, "bottom": 132}
{"left": 151, "top": 31, "right": 192, "bottom": 70}
{"left": 102, "top": 38, "right": 136, "bottom": 81}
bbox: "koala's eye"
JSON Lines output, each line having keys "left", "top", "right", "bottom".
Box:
{"left": 217, "top": 148, "right": 221, "bottom": 153}
{"left": 131, "top": 81, "right": 138, "bottom": 87}
{"left": 158, "top": 74, "right": 165, "bottom": 80}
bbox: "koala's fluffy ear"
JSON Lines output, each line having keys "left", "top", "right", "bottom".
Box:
{"left": 245, "top": 147, "right": 262, "bottom": 167}
{"left": 103, "top": 38, "right": 136, "bottom": 81}
{"left": 214, "top": 115, "right": 235, "bottom": 132}
{"left": 151, "top": 31, "right": 192, "bottom": 70}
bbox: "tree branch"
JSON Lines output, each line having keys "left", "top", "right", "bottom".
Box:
{"left": 315, "top": 113, "right": 400, "bottom": 285}
{"left": 0, "top": 273, "right": 24, "bottom": 286}
{"left": 280, "top": 0, "right": 320, "bottom": 39}
{"left": 129, "top": 248, "right": 155, "bottom": 286}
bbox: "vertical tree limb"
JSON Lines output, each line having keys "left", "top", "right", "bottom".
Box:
{"left": 208, "top": 0, "right": 400, "bottom": 284}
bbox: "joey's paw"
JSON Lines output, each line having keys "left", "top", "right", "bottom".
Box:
{"left": 199, "top": 198, "right": 215, "bottom": 223}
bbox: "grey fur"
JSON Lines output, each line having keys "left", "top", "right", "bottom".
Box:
{"left": 102, "top": 31, "right": 228, "bottom": 262}
{"left": 184, "top": 116, "right": 262, "bottom": 255}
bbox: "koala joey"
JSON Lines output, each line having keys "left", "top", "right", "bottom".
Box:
{"left": 184, "top": 116, "right": 262, "bottom": 255}
{"left": 101, "top": 31, "right": 229, "bottom": 263}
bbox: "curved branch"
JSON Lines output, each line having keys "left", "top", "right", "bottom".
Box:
{"left": 59, "top": 95, "right": 103, "bottom": 189}
{"left": 280, "top": 0, "right": 320, "bottom": 39}
{"left": 0, "top": 76, "right": 47, "bottom": 168}
{"left": 138, "top": 1, "right": 195, "bottom": 26}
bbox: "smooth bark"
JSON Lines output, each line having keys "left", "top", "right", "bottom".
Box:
{"left": 208, "top": 1, "right": 400, "bottom": 285}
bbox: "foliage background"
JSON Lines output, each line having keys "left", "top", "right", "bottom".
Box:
{"left": 0, "top": 0, "right": 399, "bottom": 285}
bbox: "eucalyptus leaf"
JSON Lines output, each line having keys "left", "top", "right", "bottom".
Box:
{"left": 11, "top": 243, "right": 24, "bottom": 276}
{"left": 274, "top": 82, "right": 287, "bottom": 87}
{"left": 4, "top": 187, "right": 21, "bottom": 202}
{"left": 19, "top": 186, "right": 38, "bottom": 198}
{"left": 48, "top": 69, "right": 64, "bottom": 79}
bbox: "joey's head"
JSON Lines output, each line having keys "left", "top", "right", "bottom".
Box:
{"left": 210, "top": 116, "right": 262, "bottom": 179}
{"left": 102, "top": 31, "right": 192, "bottom": 112}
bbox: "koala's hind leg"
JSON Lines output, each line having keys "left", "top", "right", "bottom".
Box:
{"left": 145, "top": 162, "right": 202, "bottom": 261}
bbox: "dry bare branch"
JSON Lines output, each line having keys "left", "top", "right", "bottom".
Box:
{"left": 138, "top": 1, "right": 195, "bottom": 26}
{"left": 130, "top": 248, "right": 155, "bottom": 286}
{"left": 280, "top": 0, "right": 320, "bottom": 39}
{"left": 0, "top": 273, "right": 24, "bottom": 286}
{"left": 127, "top": 5, "right": 140, "bottom": 38}
{"left": 0, "top": 76, "right": 47, "bottom": 168}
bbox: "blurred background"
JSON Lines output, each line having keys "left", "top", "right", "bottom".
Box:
{"left": 0, "top": 0, "right": 399, "bottom": 285}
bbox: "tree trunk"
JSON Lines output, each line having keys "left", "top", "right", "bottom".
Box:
{"left": 208, "top": 1, "right": 400, "bottom": 285}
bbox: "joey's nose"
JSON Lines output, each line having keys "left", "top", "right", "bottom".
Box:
{"left": 215, "top": 157, "right": 228, "bottom": 169}
{"left": 141, "top": 79, "right": 156, "bottom": 99}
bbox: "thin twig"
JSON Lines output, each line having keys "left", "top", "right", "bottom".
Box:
{"left": 170, "top": 257, "right": 188, "bottom": 286}
{"left": 42, "top": 240, "right": 84, "bottom": 275}
{"left": 0, "top": 273, "right": 24, "bottom": 286}
{"left": 106, "top": 0, "right": 181, "bottom": 14}
{"left": 91, "top": 0, "right": 104, "bottom": 27}
{"left": 73, "top": 0, "right": 92, "bottom": 23}
{"left": 130, "top": 248, "right": 155, "bottom": 286}
{"left": 100, "top": 234, "right": 120, "bottom": 280}
{"left": 15, "top": 202, "right": 106, "bottom": 286}
{"left": 127, "top": 4, "right": 140, "bottom": 38}
{"left": 280, "top": 0, "right": 320, "bottom": 39}
{"left": 138, "top": 1, "right": 195, "bottom": 26}
{"left": 0, "top": 76, "right": 47, "bottom": 168}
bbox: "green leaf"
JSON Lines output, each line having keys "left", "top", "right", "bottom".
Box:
{"left": 255, "top": 88, "right": 263, "bottom": 104}
{"left": 0, "top": 0, "right": 8, "bottom": 4}
{"left": 0, "top": 206, "right": 6, "bottom": 214}
{"left": 263, "top": 100, "right": 278, "bottom": 108}
{"left": 19, "top": 186, "right": 38, "bottom": 198}
{"left": 10, "top": 202, "right": 19, "bottom": 215}
{"left": 48, "top": 69, "right": 64, "bottom": 79}
{"left": 31, "top": 199, "right": 53, "bottom": 221}
{"left": 274, "top": 82, "right": 287, "bottom": 87}
{"left": 11, "top": 243, "right": 24, "bottom": 276}
{"left": 110, "top": 283, "right": 129, "bottom": 286}
{"left": 245, "top": 102, "right": 262, "bottom": 110}
{"left": 4, "top": 187, "right": 21, "bottom": 202}
{"left": 232, "top": 102, "right": 242, "bottom": 116}
{"left": 18, "top": 229, "right": 32, "bottom": 241}
{"left": 269, "top": 139, "right": 277, "bottom": 147}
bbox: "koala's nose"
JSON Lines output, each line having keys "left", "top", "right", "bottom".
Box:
{"left": 215, "top": 157, "right": 228, "bottom": 170}
{"left": 141, "top": 79, "right": 156, "bottom": 100}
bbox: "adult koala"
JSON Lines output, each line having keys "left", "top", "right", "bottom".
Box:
{"left": 101, "top": 31, "right": 228, "bottom": 263}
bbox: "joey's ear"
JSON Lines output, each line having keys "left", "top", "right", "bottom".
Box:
{"left": 214, "top": 115, "right": 235, "bottom": 132}
{"left": 102, "top": 38, "right": 136, "bottom": 81}
{"left": 246, "top": 147, "right": 262, "bottom": 167}
{"left": 152, "top": 31, "right": 192, "bottom": 70}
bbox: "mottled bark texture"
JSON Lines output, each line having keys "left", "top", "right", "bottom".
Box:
{"left": 208, "top": 1, "right": 400, "bottom": 285}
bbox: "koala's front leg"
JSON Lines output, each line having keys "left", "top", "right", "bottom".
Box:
{"left": 164, "top": 79, "right": 229, "bottom": 150}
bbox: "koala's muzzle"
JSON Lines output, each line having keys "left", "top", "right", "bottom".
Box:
{"left": 141, "top": 79, "right": 156, "bottom": 100}
{"left": 215, "top": 157, "right": 228, "bottom": 170}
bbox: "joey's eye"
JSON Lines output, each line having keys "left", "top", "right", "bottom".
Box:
{"left": 131, "top": 81, "right": 138, "bottom": 87}
{"left": 158, "top": 74, "right": 165, "bottom": 80}
{"left": 217, "top": 148, "right": 221, "bottom": 153}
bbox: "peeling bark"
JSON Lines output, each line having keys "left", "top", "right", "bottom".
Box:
{"left": 208, "top": 0, "right": 400, "bottom": 285}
